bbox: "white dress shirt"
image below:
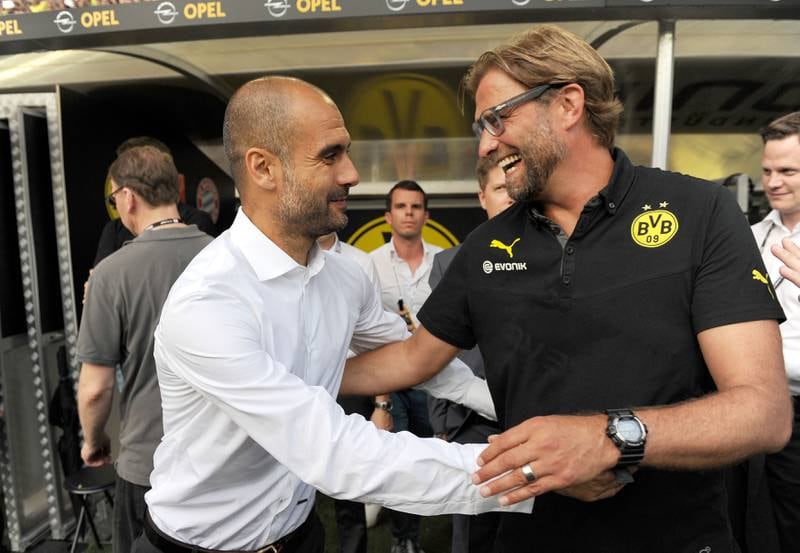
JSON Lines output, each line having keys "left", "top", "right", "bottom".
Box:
{"left": 370, "top": 238, "right": 442, "bottom": 326}
{"left": 326, "top": 234, "right": 381, "bottom": 297}
{"left": 147, "top": 210, "right": 529, "bottom": 550}
{"left": 753, "top": 210, "right": 800, "bottom": 395}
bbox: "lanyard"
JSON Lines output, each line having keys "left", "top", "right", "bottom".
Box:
{"left": 144, "top": 217, "right": 182, "bottom": 231}
{"left": 760, "top": 224, "right": 786, "bottom": 291}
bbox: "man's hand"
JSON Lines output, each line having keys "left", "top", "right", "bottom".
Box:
{"left": 773, "top": 237, "right": 800, "bottom": 288}
{"left": 81, "top": 433, "right": 112, "bottom": 467}
{"left": 472, "top": 414, "right": 618, "bottom": 506}
{"left": 557, "top": 469, "right": 629, "bottom": 502}
{"left": 370, "top": 408, "right": 393, "bottom": 432}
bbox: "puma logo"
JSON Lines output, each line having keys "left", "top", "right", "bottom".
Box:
{"left": 752, "top": 269, "right": 774, "bottom": 299}
{"left": 490, "top": 238, "right": 520, "bottom": 258}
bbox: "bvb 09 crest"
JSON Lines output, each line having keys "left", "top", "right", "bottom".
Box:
{"left": 630, "top": 203, "right": 679, "bottom": 248}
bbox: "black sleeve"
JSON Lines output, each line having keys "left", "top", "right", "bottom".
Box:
{"left": 418, "top": 243, "right": 476, "bottom": 350}
{"left": 427, "top": 394, "right": 450, "bottom": 435}
{"left": 691, "top": 186, "right": 785, "bottom": 332}
{"left": 179, "top": 203, "right": 217, "bottom": 237}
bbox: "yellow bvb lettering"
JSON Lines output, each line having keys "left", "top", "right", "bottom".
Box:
{"left": 630, "top": 209, "right": 679, "bottom": 248}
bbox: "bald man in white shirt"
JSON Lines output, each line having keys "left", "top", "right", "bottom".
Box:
{"left": 133, "top": 77, "right": 533, "bottom": 553}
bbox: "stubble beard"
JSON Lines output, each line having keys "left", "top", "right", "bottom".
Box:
{"left": 509, "top": 117, "right": 567, "bottom": 203}
{"left": 278, "top": 164, "right": 348, "bottom": 240}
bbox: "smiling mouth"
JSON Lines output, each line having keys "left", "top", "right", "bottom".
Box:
{"left": 498, "top": 154, "right": 522, "bottom": 174}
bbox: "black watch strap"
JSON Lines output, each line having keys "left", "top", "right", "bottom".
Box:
{"left": 617, "top": 444, "right": 645, "bottom": 466}
{"left": 374, "top": 400, "right": 393, "bottom": 412}
{"left": 605, "top": 408, "right": 647, "bottom": 468}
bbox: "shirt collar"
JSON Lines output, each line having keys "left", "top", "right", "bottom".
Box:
{"left": 528, "top": 148, "right": 634, "bottom": 224}
{"left": 596, "top": 147, "right": 635, "bottom": 215}
{"left": 230, "top": 208, "right": 326, "bottom": 281}
{"left": 764, "top": 209, "right": 785, "bottom": 230}
{"left": 330, "top": 234, "right": 343, "bottom": 254}
{"left": 388, "top": 236, "right": 436, "bottom": 261}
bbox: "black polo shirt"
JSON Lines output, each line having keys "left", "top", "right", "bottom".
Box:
{"left": 418, "top": 149, "right": 783, "bottom": 553}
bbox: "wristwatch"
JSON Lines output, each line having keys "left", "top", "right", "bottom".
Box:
{"left": 605, "top": 409, "right": 647, "bottom": 467}
{"left": 374, "top": 400, "right": 393, "bottom": 412}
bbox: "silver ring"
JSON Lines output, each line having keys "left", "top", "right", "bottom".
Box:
{"left": 521, "top": 463, "right": 536, "bottom": 483}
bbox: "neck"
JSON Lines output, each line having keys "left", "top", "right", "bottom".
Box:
{"left": 136, "top": 205, "right": 183, "bottom": 235}
{"left": 780, "top": 212, "right": 800, "bottom": 232}
{"left": 392, "top": 235, "right": 425, "bottom": 274}
{"left": 542, "top": 141, "right": 614, "bottom": 236}
{"left": 318, "top": 233, "right": 337, "bottom": 251}
{"left": 392, "top": 235, "right": 424, "bottom": 261}
{"left": 242, "top": 204, "right": 314, "bottom": 266}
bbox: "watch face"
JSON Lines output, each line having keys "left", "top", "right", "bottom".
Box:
{"left": 617, "top": 418, "right": 644, "bottom": 444}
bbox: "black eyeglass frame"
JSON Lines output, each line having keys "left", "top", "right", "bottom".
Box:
{"left": 472, "top": 82, "right": 570, "bottom": 139}
{"left": 106, "top": 186, "right": 127, "bottom": 209}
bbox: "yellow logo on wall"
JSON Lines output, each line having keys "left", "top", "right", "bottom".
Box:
{"left": 104, "top": 174, "right": 120, "bottom": 220}
{"left": 347, "top": 217, "right": 459, "bottom": 253}
{"left": 631, "top": 203, "right": 679, "bottom": 248}
{"left": 344, "top": 73, "right": 469, "bottom": 181}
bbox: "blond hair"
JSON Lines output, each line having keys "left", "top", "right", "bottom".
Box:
{"left": 463, "top": 25, "right": 623, "bottom": 149}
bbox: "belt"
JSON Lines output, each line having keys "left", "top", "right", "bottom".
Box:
{"left": 144, "top": 512, "right": 311, "bottom": 553}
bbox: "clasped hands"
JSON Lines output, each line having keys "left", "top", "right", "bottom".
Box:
{"left": 472, "top": 414, "right": 629, "bottom": 505}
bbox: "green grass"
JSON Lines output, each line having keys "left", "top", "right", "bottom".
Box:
{"left": 315, "top": 493, "right": 452, "bottom": 553}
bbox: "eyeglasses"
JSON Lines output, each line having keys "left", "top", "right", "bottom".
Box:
{"left": 472, "top": 82, "right": 569, "bottom": 139}
{"left": 106, "top": 186, "right": 126, "bottom": 209}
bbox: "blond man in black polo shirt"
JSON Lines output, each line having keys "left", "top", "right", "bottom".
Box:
{"left": 346, "top": 25, "right": 792, "bottom": 553}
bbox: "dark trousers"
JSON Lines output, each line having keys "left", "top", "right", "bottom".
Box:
{"left": 132, "top": 512, "right": 325, "bottom": 553}
{"left": 114, "top": 477, "right": 149, "bottom": 553}
{"left": 765, "top": 395, "right": 800, "bottom": 553}
{"left": 451, "top": 512, "right": 501, "bottom": 553}
{"left": 450, "top": 419, "right": 501, "bottom": 553}
{"left": 331, "top": 395, "right": 372, "bottom": 553}
{"left": 334, "top": 499, "right": 367, "bottom": 553}
{"left": 388, "top": 389, "right": 433, "bottom": 542}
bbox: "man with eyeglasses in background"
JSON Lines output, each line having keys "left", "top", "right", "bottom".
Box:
{"left": 77, "top": 145, "right": 212, "bottom": 553}
{"left": 345, "top": 25, "right": 792, "bottom": 552}
{"left": 92, "top": 137, "right": 216, "bottom": 267}
{"left": 748, "top": 111, "right": 800, "bottom": 553}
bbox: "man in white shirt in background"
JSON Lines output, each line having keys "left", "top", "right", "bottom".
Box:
{"left": 750, "top": 111, "right": 800, "bottom": 553}
{"left": 369, "top": 181, "right": 440, "bottom": 553}
{"left": 133, "top": 76, "right": 532, "bottom": 553}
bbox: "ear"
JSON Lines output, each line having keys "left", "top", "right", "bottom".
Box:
{"left": 123, "top": 188, "right": 136, "bottom": 215}
{"left": 384, "top": 210, "right": 393, "bottom": 226}
{"left": 554, "top": 83, "right": 586, "bottom": 132}
{"left": 478, "top": 189, "right": 488, "bottom": 212}
{"left": 423, "top": 210, "right": 430, "bottom": 224}
{"left": 244, "top": 147, "right": 283, "bottom": 192}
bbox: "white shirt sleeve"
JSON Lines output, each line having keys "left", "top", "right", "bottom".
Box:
{"left": 414, "top": 357, "right": 497, "bottom": 421}
{"left": 157, "top": 290, "right": 530, "bottom": 516}
{"left": 348, "top": 273, "right": 497, "bottom": 420}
